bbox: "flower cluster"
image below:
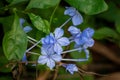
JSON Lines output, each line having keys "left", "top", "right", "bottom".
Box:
{"left": 26, "top": 7, "right": 94, "bottom": 75}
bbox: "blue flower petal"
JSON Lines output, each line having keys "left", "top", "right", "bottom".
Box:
{"left": 83, "top": 38, "right": 94, "bottom": 48}
{"left": 38, "top": 55, "right": 48, "bottom": 64}
{"left": 23, "top": 26, "right": 32, "bottom": 33}
{"left": 63, "top": 64, "right": 78, "bottom": 74}
{"left": 54, "top": 28, "right": 64, "bottom": 39}
{"left": 72, "top": 13, "right": 83, "bottom": 26}
{"left": 47, "top": 59, "right": 55, "bottom": 70}
{"left": 68, "top": 26, "right": 81, "bottom": 35}
{"left": 52, "top": 54, "right": 62, "bottom": 62}
{"left": 64, "top": 7, "right": 76, "bottom": 16}
{"left": 41, "top": 47, "right": 47, "bottom": 55}
{"left": 75, "top": 36, "right": 87, "bottom": 45}
{"left": 57, "top": 37, "right": 70, "bottom": 46}
{"left": 54, "top": 43, "right": 63, "bottom": 54}
{"left": 22, "top": 53, "right": 27, "bottom": 62}
{"left": 82, "top": 28, "right": 94, "bottom": 38}
{"left": 41, "top": 33, "right": 55, "bottom": 44}
{"left": 83, "top": 49, "right": 89, "bottom": 59}
{"left": 19, "top": 18, "right": 25, "bottom": 27}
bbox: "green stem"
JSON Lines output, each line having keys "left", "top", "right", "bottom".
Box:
{"left": 27, "top": 51, "right": 40, "bottom": 56}
{"left": 27, "top": 36, "right": 38, "bottom": 43}
{"left": 49, "top": 3, "right": 59, "bottom": 28}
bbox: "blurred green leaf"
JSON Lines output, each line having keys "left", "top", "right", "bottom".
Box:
{"left": 94, "top": 27, "right": 119, "bottom": 40}
{"left": 10, "top": 0, "right": 28, "bottom": 5}
{"left": 28, "top": 13, "right": 50, "bottom": 34}
{"left": 115, "top": 19, "right": 120, "bottom": 34}
{"left": 0, "top": 16, "right": 14, "bottom": 33}
{"left": 26, "top": 0, "right": 60, "bottom": 9}
{"left": 3, "top": 14, "right": 28, "bottom": 60}
{"left": 0, "top": 47, "right": 11, "bottom": 72}
{"left": 83, "top": 75, "right": 94, "bottom": 80}
{"left": 65, "top": 0, "right": 108, "bottom": 15}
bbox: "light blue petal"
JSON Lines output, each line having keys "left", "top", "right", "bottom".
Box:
{"left": 41, "top": 45, "right": 55, "bottom": 55}
{"left": 65, "top": 64, "right": 78, "bottom": 74}
{"left": 54, "top": 43, "right": 63, "bottom": 55}
{"left": 23, "top": 26, "right": 32, "bottom": 33}
{"left": 83, "top": 49, "right": 89, "bottom": 59}
{"left": 68, "top": 26, "right": 81, "bottom": 35}
{"left": 41, "top": 47, "right": 47, "bottom": 55}
{"left": 38, "top": 55, "right": 48, "bottom": 64}
{"left": 49, "top": 33, "right": 55, "bottom": 44}
{"left": 75, "top": 36, "right": 87, "bottom": 45}
{"left": 54, "top": 28, "right": 64, "bottom": 39}
{"left": 72, "top": 13, "right": 83, "bottom": 26}
{"left": 64, "top": 7, "right": 76, "bottom": 16}
{"left": 82, "top": 28, "right": 94, "bottom": 38}
{"left": 41, "top": 38, "right": 46, "bottom": 44}
{"left": 47, "top": 59, "right": 55, "bottom": 70}
{"left": 41, "top": 33, "right": 55, "bottom": 44}
{"left": 52, "top": 54, "right": 62, "bottom": 62}
{"left": 57, "top": 37, "right": 70, "bottom": 46}
{"left": 83, "top": 38, "right": 94, "bottom": 48}
{"left": 22, "top": 53, "right": 27, "bottom": 62}
{"left": 19, "top": 18, "right": 25, "bottom": 27}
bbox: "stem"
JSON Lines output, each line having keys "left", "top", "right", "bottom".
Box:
{"left": 27, "top": 36, "right": 38, "bottom": 43}
{"left": 62, "top": 58, "right": 88, "bottom": 62}
{"left": 27, "top": 51, "right": 40, "bottom": 56}
{"left": 62, "top": 48, "right": 81, "bottom": 54}
{"left": 28, "top": 40, "right": 41, "bottom": 48}
{"left": 59, "top": 17, "right": 71, "bottom": 28}
{"left": 26, "top": 40, "right": 41, "bottom": 52}
{"left": 50, "top": 3, "right": 59, "bottom": 27}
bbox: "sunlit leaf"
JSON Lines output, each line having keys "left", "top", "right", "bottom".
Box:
{"left": 65, "top": 0, "right": 108, "bottom": 15}
{"left": 26, "top": 0, "right": 60, "bottom": 9}
{"left": 94, "top": 27, "right": 119, "bottom": 40}
{"left": 28, "top": 13, "right": 50, "bottom": 34}
{"left": 10, "top": 0, "right": 28, "bottom": 5}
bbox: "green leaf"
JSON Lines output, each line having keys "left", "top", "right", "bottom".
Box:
{"left": 65, "top": 0, "right": 108, "bottom": 15}
{"left": 115, "top": 19, "right": 120, "bottom": 34}
{"left": 3, "top": 14, "right": 28, "bottom": 60}
{"left": 28, "top": 13, "right": 50, "bottom": 34}
{"left": 26, "top": 0, "right": 60, "bottom": 9}
{"left": 94, "top": 27, "right": 119, "bottom": 40}
{"left": 10, "top": 0, "right": 28, "bottom": 5}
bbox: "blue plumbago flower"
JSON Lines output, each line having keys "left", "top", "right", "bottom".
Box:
{"left": 19, "top": 18, "right": 32, "bottom": 33}
{"left": 20, "top": 18, "right": 25, "bottom": 27}
{"left": 22, "top": 53, "right": 27, "bottom": 62}
{"left": 41, "top": 28, "right": 70, "bottom": 54}
{"left": 38, "top": 47, "right": 62, "bottom": 70}
{"left": 68, "top": 26, "right": 94, "bottom": 49}
{"left": 64, "top": 7, "right": 83, "bottom": 26}
{"left": 23, "top": 26, "right": 32, "bottom": 33}
{"left": 22, "top": 53, "right": 28, "bottom": 65}
{"left": 63, "top": 64, "right": 78, "bottom": 74}
{"left": 68, "top": 26, "right": 81, "bottom": 37}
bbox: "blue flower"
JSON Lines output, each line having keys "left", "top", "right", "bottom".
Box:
{"left": 41, "top": 28, "right": 70, "bottom": 54}
{"left": 64, "top": 7, "right": 83, "bottom": 26}
{"left": 38, "top": 47, "right": 62, "bottom": 70}
{"left": 68, "top": 26, "right": 81, "bottom": 36}
{"left": 63, "top": 64, "right": 78, "bottom": 74}
{"left": 19, "top": 18, "right": 32, "bottom": 33}
{"left": 68, "top": 26, "right": 94, "bottom": 49}
{"left": 22, "top": 53, "right": 27, "bottom": 62}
